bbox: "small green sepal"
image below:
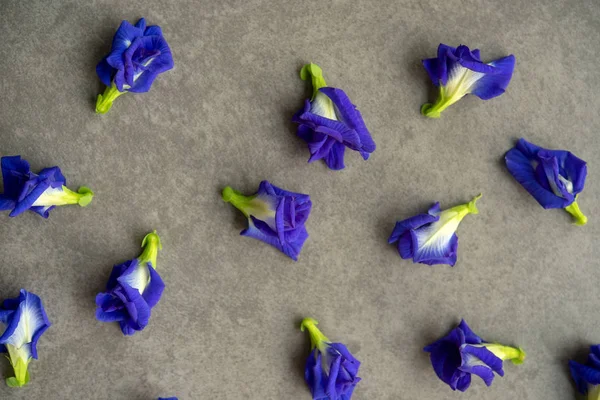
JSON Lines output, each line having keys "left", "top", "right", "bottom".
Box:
{"left": 138, "top": 230, "right": 162, "bottom": 269}
{"left": 96, "top": 83, "right": 126, "bottom": 114}
{"left": 5, "top": 355, "right": 30, "bottom": 387}
{"left": 77, "top": 186, "right": 94, "bottom": 207}
{"left": 300, "top": 63, "right": 328, "bottom": 100}
{"left": 300, "top": 317, "right": 330, "bottom": 351}
{"left": 564, "top": 200, "right": 587, "bottom": 226}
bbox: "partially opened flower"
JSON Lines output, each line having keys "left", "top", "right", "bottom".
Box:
{"left": 570, "top": 345, "right": 600, "bottom": 398}
{"left": 388, "top": 194, "right": 481, "bottom": 266}
{"left": 95, "top": 18, "right": 174, "bottom": 114}
{"left": 0, "top": 155, "right": 93, "bottom": 218}
{"left": 424, "top": 320, "right": 525, "bottom": 391}
{"left": 292, "top": 63, "right": 376, "bottom": 170}
{"left": 0, "top": 290, "right": 51, "bottom": 387}
{"left": 300, "top": 318, "right": 361, "bottom": 400}
{"left": 222, "top": 181, "right": 311, "bottom": 261}
{"left": 421, "top": 44, "right": 515, "bottom": 118}
{"left": 96, "top": 231, "right": 165, "bottom": 336}
{"left": 505, "top": 138, "right": 588, "bottom": 225}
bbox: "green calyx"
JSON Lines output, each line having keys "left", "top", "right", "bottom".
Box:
{"left": 96, "top": 83, "right": 126, "bottom": 114}
{"left": 482, "top": 343, "right": 526, "bottom": 365}
{"left": 5, "top": 345, "right": 31, "bottom": 388}
{"left": 138, "top": 230, "right": 162, "bottom": 269}
{"left": 300, "top": 317, "right": 330, "bottom": 351}
{"left": 564, "top": 200, "right": 587, "bottom": 226}
{"left": 33, "top": 186, "right": 94, "bottom": 207}
{"left": 222, "top": 186, "right": 274, "bottom": 219}
{"left": 421, "top": 85, "right": 455, "bottom": 119}
{"left": 447, "top": 193, "right": 482, "bottom": 219}
{"left": 300, "top": 63, "right": 328, "bottom": 100}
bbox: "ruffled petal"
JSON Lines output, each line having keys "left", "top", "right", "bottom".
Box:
{"left": 96, "top": 58, "right": 114, "bottom": 86}
{"left": 1, "top": 156, "right": 31, "bottom": 198}
{"left": 458, "top": 320, "right": 484, "bottom": 344}
{"left": 305, "top": 350, "right": 328, "bottom": 399}
{"left": 471, "top": 55, "right": 515, "bottom": 100}
{"left": 505, "top": 146, "right": 569, "bottom": 209}
{"left": 106, "top": 20, "right": 144, "bottom": 69}
{"left": 324, "top": 142, "right": 346, "bottom": 170}
{"left": 142, "top": 264, "right": 165, "bottom": 308}
{"left": 570, "top": 360, "right": 600, "bottom": 394}
{"left": 388, "top": 207, "right": 440, "bottom": 244}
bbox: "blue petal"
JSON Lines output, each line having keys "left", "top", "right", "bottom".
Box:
{"left": 455, "top": 374, "right": 472, "bottom": 392}
{"left": 106, "top": 260, "right": 136, "bottom": 291}
{"left": 118, "top": 284, "right": 151, "bottom": 334}
{"left": 95, "top": 293, "right": 126, "bottom": 322}
{"left": 142, "top": 264, "right": 165, "bottom": 308}
{"left": 388, "top": 207, "right": 440, "bottom": 244}
{"left": 458, "top": 320, "right": 484, "bottom": 344}
{"left": 505, "top": 145, "right": 569, "bottom": 209}
{"left": 145, "top": 25, "right": 164, "bottom": 37}
{"left": 123, "top": 35, "right": 174, "bottom": 92}
{"left": 422, "top": 44, "right": 457, "bottom": 86}
{"left": 324, "top": 142, "right": 346, "bottom": 170}
{"left": 0, "top": 290, "right": 50, "bottom": 359}
{"left": 134, "top": 18, "right": 147, "bottom": 30}
{"left": 96, "top": 57, "right": 114, "bottom": 86}
{"left": 570, "top": 360, "right": 600, "bottom": 394}
{"left": 459, "top": 345, "right": 504, "bottom": 385}
{"left": 106, "top": 20, "right": 144, "bottom": 70}
{"left": 305, "top": 350, "right": 328, "bottom": 399}
{"left": 0, "top": 195, "right": 15, "bottom": 212}
{"left": 1, "top": 155, "right": 31, "bottom": 198}
{"left": 471, "top": 55, "right": 516, "bottom": 100}
{"left": 412, "top": 227, "right": 459, "bottom": 266}
{"left": 319, "top": 87, "right": 376, "bottom": 156}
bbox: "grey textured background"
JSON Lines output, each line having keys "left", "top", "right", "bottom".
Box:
{"left": 0, "top": 0, "right": 599, "bottom": 399}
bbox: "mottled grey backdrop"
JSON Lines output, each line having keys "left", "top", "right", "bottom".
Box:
{"left": 0, "top": 0, "right": 599, "bottom": 399}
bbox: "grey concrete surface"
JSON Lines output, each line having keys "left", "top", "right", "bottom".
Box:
{"left": 0, "top": 0, "right": 599, "bottom": 399}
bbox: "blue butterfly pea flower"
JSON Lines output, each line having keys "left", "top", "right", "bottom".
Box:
{"left": 421, "top": 44, "right": 515, "bottom": 118}
{"left": 0, "top": 290, "right": 51, "bottom": 387}
{"left": 424, "top": 320, "right": 525, "bottom": 392}
{"left": 301, "top": 318, "right": 361, "bottom": 400}
{"left": 570, "top": 345, "right": 600, "bottom": 397}
{"left": 158, "top": 398, "right": 178, "bottom": 400}
{"left": 96, "top": 18, "right": 174, "bottom": 114}
{"left": 222, "top": 181, "right": 312, "bottom": 261}
{"left": 505, "top": 138, "right": 588, "bottom": 225}
{"left": 0, "top": 155, "right": 93, "bottom": 218}
{"left": 96, "top": 231, "right": 165, "bottom": 336}
{"left": 292, "top": 63, "right": 376, "bottom": 170}
{"left": 388, "top": 194, "right": 481, "bottom": 266}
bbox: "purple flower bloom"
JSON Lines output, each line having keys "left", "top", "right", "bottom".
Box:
{"left": 0, "top": 290, "right": 51, "bottom": 387}
{"left": 505, "top": 138, "right": 588, "bottom": 225}
{"left": 388, "top": 194, "right": 481, "bottom": 266}
{"left": 424, "top": 320, "right": 525, "bottom": 392}
{"left": 292, "top": 63, "right": 376, "bottom": 170}
{"left": 301, "top": 318, "right": 361, "bottom": 400}
{"left": 95, "top": 18, "right": 174, "bottom": 114}
{"left": 570, "top": 345, "right": 600, "bottom": 396}
{"left": 96, "top": 231, "right": 165, "bottom": 336}
{"left": 222, "top": 181, "right": 311, "bottom": 261}
{"left": 421, "top": 44, "right": 515, "bottom": 118}
{"left": 0, "top": 155, "right": 93, "bottom": 218}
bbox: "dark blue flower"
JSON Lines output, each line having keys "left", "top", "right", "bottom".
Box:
{"left": 424, "top": 320, "right": 525, "bottom": 391}
{"left": 0, "top": 155, "right": 93, "bottom": 218}
{"left": 570, "top": 345, "right": 600, "bottom": 396}
{"left": 96, "top": 18, "right": 174, "bottom": 114}
{"left": 222, "top": 181, "right": 311, "bottom": 261}
{"left": 0, "top": 290, "right": 51, "bottom": 387}
{"left": 292, "top": 63, "right": 376, "bottom": 170}
{"left": 96, "top": 231, "right": 165, "bottom": 336}
{"left": 388, "top": 195, "right": 481, "bottom": 266}
{"left": 505, "top": 138, "right": 588, "bottom": 225}
{"left": 301, "top": 318, "right": 361, "bottom": 400}
{"left": 421, "top": 44, "right": 515, "bottom": 118}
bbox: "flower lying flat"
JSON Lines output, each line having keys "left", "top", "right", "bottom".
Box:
{"left": 505, "top": 138, "right": 588, "bottom": 225}
{"left": 292, "top": 63, "right": 376, "bottom": 170}
{"left": 96, "top": 231, "right": 165, "bottom": 336}
{"left": 424, "top": 320, "right": 525, "bottom": 391}
{"left": 421, "top": 44, "right": 515, "bottom": 118}
{"left": 388, "top": 194, "right": 481, "bottom": 266}
{"left": 301, "top": 318, "right": 361, "bottom": 400}
{"left": 0, "top": 155, "right": 93, "bottom": 218}
{"left": 222, "top": 181, "right": 311, "bottom": 261}
{"left": 570, "top": 345, "right": 600, "bottom": 399}
{"left": 0, "top": 290, "right": 51, "bottom": 387}
{"left": 96, "top": 18, "right": 174, "bottom": 114}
